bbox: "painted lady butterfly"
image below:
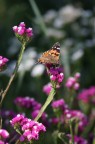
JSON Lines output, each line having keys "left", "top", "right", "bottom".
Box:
{"left": 38, "top": 42, "right": 60, "bottom": 65}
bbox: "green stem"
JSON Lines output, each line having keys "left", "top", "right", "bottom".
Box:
{"left": 0, "top": 42, "right": 26, "bottom": 107}
{"left": 15, "top": 139, "right": 22, "bottom": 144}
{"left": 34, "top": 87, "right": 56, "bottom": 121}
{"left": 69, "top": 120, "right": 74, "bottom": 144}
{"left": 29, "top": 0, "right": 47, "bottom": 36}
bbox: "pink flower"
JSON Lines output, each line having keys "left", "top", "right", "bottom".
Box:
{"left": 10, "top": 114, "right": 25, "bottom": 126}
{"left": 51, "top": 99, "right": 65, "bottom": 109}
{"left": 10, "top": 114, "right": 46, "bottom": 142}
{"left": 43, "top": 83, "right": 52, "bottom": 95}
{"left": 0, "top": 56, "right": 9, "bottom": 71}
{"left": 74, "top": 82, "right": 80, "bottom": 90}
{"left": 0, "top": 129, "right": 9, "bottom": 139}
{"left": 65, "top": 73, "right": 80, "bottom": 90}
{"left": 67, "top": 135, "right": 88, "bottom": 144}
{"left": 74, "top": 72, "right": 81, "bottom": 79}
{"left": 14, "top": 96, "right": 41, "bottom": 110}
{"left": 47, "top": 66, "right": 64, "bottom": 85}
{"left": 0, "top": 129, "right": 9, "bottom": 144}
{"left": 13, "top": 22, "right": 33, "bottom": 42}
{"left": 78, "top": 86, "right": 95, "bottom": 103}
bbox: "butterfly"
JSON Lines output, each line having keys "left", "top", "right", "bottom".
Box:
{"left": 38, "top": 42, "right": 60, "bottom": 65}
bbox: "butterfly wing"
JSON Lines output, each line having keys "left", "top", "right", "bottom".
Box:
{"left": 38, "top": 42, "right": 60, "bottom": 65}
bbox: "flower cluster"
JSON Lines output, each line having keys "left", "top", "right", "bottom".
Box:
{"left": 10, "top": 114, "right": 46, "bottom": 142}
{"left": 13, "top": 22, "right": 33, "bottom": 42}
{"left": 51, "top": 98, "right": 87, "bottom": 131}
{"left": 14, "top": 97, "right": 48, "bottom": 125}
{"left": 0, "top": 129, "right": 9, "bottom": 144}
{"left": 14, "top": 97, "right": 41, "bottom": 110}
{"left": 51, "top": 99, "right": 65, "bottom": 109}
{"left": 65, "top": 110, "right": 88, "bottom": 131}
{"left": 43, "top": 83, "right": 52, "bottom": 95}
{"left": 67, "top": 134, "right": 88, "bottom": 144}
{"left": 78, "top": 86, "right": 95, "bottom": 103}
{"left": 47, "top": 66, "right": 64, "bottom": 87}
{"left": 0, "top": 56, "right": 9, "bottom": 72}
{"left": 65, "top": 72, "right": 80, "bottom": 90}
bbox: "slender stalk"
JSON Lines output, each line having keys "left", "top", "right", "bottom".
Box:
{"left": 29, "top": 0, "right": 47, "bottom": 36}
{"left": 34, "top": 87, "right": 56, "bottom": 121}
{"left": 69, "top": 120, "right": 74, "bottom": 144}
{"left": 0, "top": 42, "right": 26, "bottom": 107}
{"left": 15, "top": 139, "right": 22, "bottom": 144}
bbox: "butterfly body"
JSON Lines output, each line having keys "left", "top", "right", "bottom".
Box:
{"left": 38, "top": 42, "right": 60, "bottom": 65}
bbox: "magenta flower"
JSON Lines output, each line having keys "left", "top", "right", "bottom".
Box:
{"left": 14, "top": 96, "right": 41, "bottom": 110}
{"left": 0, "top": 129, "right": 9, "bottom": 144}
{"left": 0, "top": 56, "right": 9, "bottom": 72}
{"left": 13, "top": 22, "right": 33, "bottom": 43}
{"left": 51, "top": 99, "right": 65, "bottom": 109}
{"left": 50, "top": 117, "right": 59, "bottom": 125}
{"left": 0, "top": 129, "right": 9, "bottom": 139}
{"left": 65, "top": 72, "right": 80, "bottom": 90}
{"left": 47, "top": 66, "right": 64, "bottom": 87}
{"left": 64, "top": 110, "right": 88, "bottom": 131}
{"left": 78, "top": 86, "right": 95, "bottom": 103}
{"left": 43, "top": 83, "right": 52, "bottom": 95}
{"left": 10, "top": 114, "right": 46, "bottom": 142}
{"left": 67, "top": 134, "right": 88, "bottom": 144}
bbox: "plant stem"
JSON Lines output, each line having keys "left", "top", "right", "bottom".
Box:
{"left": 34, "top": 87, "right": 56, "bottom": 121}
{"left": 29, "top": 0, "right": 47, "bottom": 36}
{"left": 69, "top": 120, "right": 74, "bottom": 144}
{"left": 15, "top": 139, "right": 21, "bottom": 144}
{"left": 0, "top": 42, "right": 26, "bottom": 107}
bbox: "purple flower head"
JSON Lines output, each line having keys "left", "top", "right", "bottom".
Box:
{"left": 65, "top": 110, "right": 88, "bottom": 131}
{"left": 0, "top": 56, "right": 9, "bottom": 72}
{"left": 47, "top": 66, "right": 64, "bottom": 87}
{"left": 51, "top": 99, "right": 65, "bottom": 109}
{"left": 78, "top": 86, "right": 95, "bottom": 103}
{"left": 74, "top": 83, "right": 80, "bottom": 90}
{"left": 74, "top": 72, "right": 81, "bottom": 80}
{"left": 13, "top": 22, "right": 33, "bottom": 43}
{"left": 10, "top": 114, "right": 46, "bottom": 142}
{"left": 67, "top": 135, "right": 88, "bottom": 144}
{"left": 0, "top": 129, "right": 9, "bottom": 139}
{"left": 14, "top": 96, "right": 41, "bottom": 110}
{"left": 0, "top": 129, "right": 9, "bottom": 144}
{"left": 10, "top": 114, "right": 25, "bottom": 126}
{"left": 43, "top": 83, "right": 52, "bottom": 95}
{"left": 50, "top": 117, "right": 59, "bottom": 125}
{"left": 65, "top": 72, "right": 80, "bottom": 90}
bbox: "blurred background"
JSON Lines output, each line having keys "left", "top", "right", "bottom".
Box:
{"left": 0, "top": 0, "right": 95, "bottom": 100}
{"left": 0, "top": 0, "right": 95, "bottom": 143}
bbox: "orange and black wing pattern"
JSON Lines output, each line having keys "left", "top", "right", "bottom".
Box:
{"left": 38, "top": 42, "right": 60, "bottom": 65}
